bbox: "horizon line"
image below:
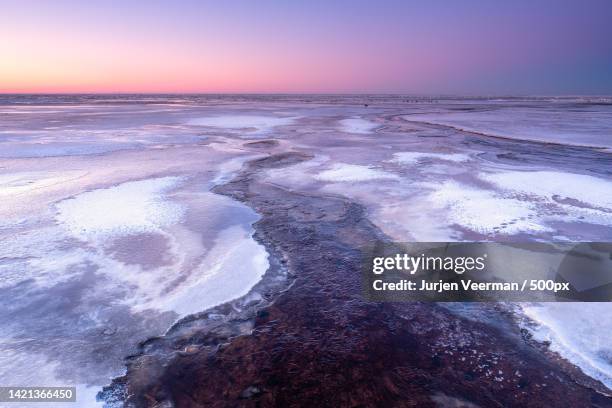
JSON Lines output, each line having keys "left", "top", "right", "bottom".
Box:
{"left": 1, "top": 92, "right": 610, "bottom": 98}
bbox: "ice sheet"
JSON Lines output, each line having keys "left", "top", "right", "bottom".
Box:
{"left": 187, "top": 115, "right": 295, "bottom": 134}
{"left": 521, "top": 303, "right": 612, "bottom": 390}
{"left": 481, "top": 170, "right": 612, "bottom": 210}
{"left": 160, "top": 225, "right": 269, "bottom": 316}
{"left": 3, "top": 173, "right": 269, "bottom": 404}
{"left": 425, "top": 181, "right": 549, "bottom": 234}
{"left": 339, "top": 117, "right": 379, "bottom": 134}
{"left": 390, "top": 151, "right": 471, "bottom": 164}
{"left": 55, "top": 177, "right": 185, "bottom": 241}
{"left": 405, "top": 105, "right": 612, "bottom": 148}
{"left": 477, "top": 170, "right": 612, "bottom": 230}
{"left": 316, "top": 163, "right": 398, "bottom": 182}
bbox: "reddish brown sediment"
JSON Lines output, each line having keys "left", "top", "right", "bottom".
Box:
{"left": 102, "top": 151, "right": 612, "bottom": 408}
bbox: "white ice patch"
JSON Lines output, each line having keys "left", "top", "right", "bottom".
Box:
{"left": 55, "top": 177, "right": 185, "bottom": 241}
{"left": 426, "top": 181, "right": 548, "bottom": 234}
{"left": 478, "top": 170, "right": 612, "bottom": 229}
{"left": 390, "top": 151, "right": 470, "bottom": 165}
{"left": 372, "top": 199, "right": 456, "bottom": 242}
{"left": 521, "top": 303, "right": 612, "bottom": 390}
{"left": 421, "top": 171, "right": 612, "bottom": 237}
{"left": 160, "top": 225, "right": 269, "bottom": 317}
{"left": 339, "top": 117, "right": 379, "bottom": 134}
{"left": 316, "top": 163, "right": 398, "bottom": 182}
{"left": 187, "top": 115, "right": 294, "bottom": 134}
{"left": 481, "top": 171, "right": 612, "bottom": 210}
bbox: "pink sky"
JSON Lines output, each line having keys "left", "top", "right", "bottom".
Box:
{"left": 1, "top": 1, "right": 611, "bottom": 94}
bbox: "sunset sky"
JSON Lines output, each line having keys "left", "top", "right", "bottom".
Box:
{"left": 1, "top": 0, "right": 611, "bottom": 94}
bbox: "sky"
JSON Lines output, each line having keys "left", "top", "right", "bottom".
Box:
{"left": 1, "top": 0, "right": 611, "bottom": 95}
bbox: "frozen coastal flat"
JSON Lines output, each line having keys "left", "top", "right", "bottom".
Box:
{"left": 403, "top": 98, "right": 612, "bottom": 149}
{"left": 1, "top": 95, "right": 611, "bottom": 407}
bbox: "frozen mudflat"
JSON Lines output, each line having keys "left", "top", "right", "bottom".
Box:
{"left": 0, "top": 95, "right": 611, "bottom": 405}
{"left": 0, "top": 99, "right": 274, "bottom": 406}
{"left": 315, "top": 163, "right": 398, "bottom": 182}
{"left": 404, "top": 100, "right": 612, "bottom": 149}
{"left": 56, "top": 177, "right": 186, "bottom": 240}
{"left": 390, "top": 151, "right": 471, "bottom": 164}
{"left": 424, "top": 180, "right": 546, "bottom": 235}
{"left": 481, "top": 170, "right": 612, "bottom": 210}
{"left": 187, "top": 115, "right": 295, "bottom": 135}
{"left": 339, "top": 117, "right": 379, "bottom": 134}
